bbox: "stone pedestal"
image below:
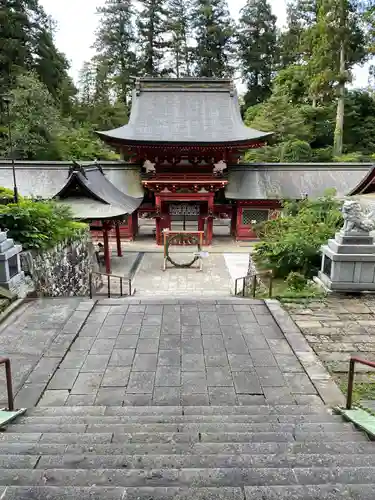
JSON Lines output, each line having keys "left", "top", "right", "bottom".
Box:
{"left": 0, "top": 231, "right": 24, "bottom": 290}
{"left": 318, "top": 229, "right": 375, "bottom": 292}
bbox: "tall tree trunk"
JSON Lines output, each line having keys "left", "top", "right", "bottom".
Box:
{"left": 333, "top": 42, "right": 345, "bottom": 157}
{"left": 333, "top": 1, "right": 346, "bottom": 157}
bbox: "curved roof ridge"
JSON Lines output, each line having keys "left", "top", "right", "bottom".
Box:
{"left": 97, "top": 78, "right": 272, "bottom": 146}
{"left": 54, "top": 163, "right": 143, "bottom": 217}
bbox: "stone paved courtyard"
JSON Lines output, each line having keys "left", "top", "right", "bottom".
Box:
{"left": 285, "top": 296, "right": 375, "bottom": 385}
{"left": 132, "top": 253, "right": 234, "bottom": 297}
{"left": 37, "top": 299, "right": 324, "bottom": 407}
{"left": 101, "top": 252, "right": 250, "bottom": 297}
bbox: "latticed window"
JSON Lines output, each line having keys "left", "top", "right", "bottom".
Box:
{"left": 242, "top": 209, "right": 269, "bottom": 226}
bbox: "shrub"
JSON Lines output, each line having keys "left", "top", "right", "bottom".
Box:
{"left": 0, "top": 187, "right": 23, "bottom": 205}
{"left": 0, "top": 200, "right": 86, "bottom": 250}
{"left": 253, "top": 192, "right": 342, "bottom": 279}
{"left": 286, "top": 271, "right": 307, "bottom": 291}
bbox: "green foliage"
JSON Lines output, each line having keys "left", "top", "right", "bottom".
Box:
{"left": 0, "top": 72, "right": 62, "bottom": 160}
{"left": 0, "top": 200, "right": 86, "bottom": 250}
{"left": 137, "top": 0, "right": 169, "bottom": 76}
{"left": 93, "top": 0, "right": 137, "bottom": 103}
{"left": 55, "top": 125, "right": 119, "bottom": 161}
{"left": 0, "top": 187, "right": 23, "bottom": 205}
{"left": 191, "top": 0, "right": 235, "bottom": 77}
{"left": 245, "top": 94, "right": 313, "bottom": 143}
{"left": 0, "top": 72, "right": 118, "bottom": 161}
{"left": 280, "top": 140, "right": 312, "bottom": 162}
{"left": 253, "top": 193, "right": 343, "bottom": 279}
{"left": 237, "top": 0, "right": 278, "bottom": 107}
{"left": 167, "top": 0, "right": 193, "bottom": 77}
{"left": 285, "top": 271, "right": 307, "bottom": 291}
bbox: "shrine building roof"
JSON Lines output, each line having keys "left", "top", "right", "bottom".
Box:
{"left": 53, "top": 163, "right": 143, "bottom": 220}
{"left": 0, "top": 161, "right": 143, "bottom": 220}
{"left": 96, "top": 77, "right": 272, "bottom": 147}
{"left": 226, "top": 163, "right": 374, "bottom": 200}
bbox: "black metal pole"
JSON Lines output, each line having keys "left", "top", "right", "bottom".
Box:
{"left": 346, "top": 358, "right": 355, "bottom": 410}
{"left": 4, "top": 98, "right": 18, "bottom": 203}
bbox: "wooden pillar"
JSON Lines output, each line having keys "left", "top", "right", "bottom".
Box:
{"left": 236, "top": 202, "right": 242, "bottom": 241}
{"left": 132, "top": 211, "right": 139, "bottom": 238}
{"left": 198, "top": 215, "right": 205, "bottom": 233}
{"left": 155, "top": 195, "right": 162, "bottom": 245}
{"left": 103, "top": 222, "right": 111, "bottom": 274}
{"left": 115, "top": 221, "right": 122, "bottom": 257}
{"left": 206, "top": 194, "right": 214, "bottom": 245}
{"left": 231, "top": 204, "right": 237, "bottom": 239}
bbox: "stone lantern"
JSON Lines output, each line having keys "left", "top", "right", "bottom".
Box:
{"left": 0, "top": 231, "right": 24, "bottom": 290}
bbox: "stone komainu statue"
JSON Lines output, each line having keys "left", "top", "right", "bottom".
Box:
{"left": 342, "top": 200, "right": 375, "bottom": 233}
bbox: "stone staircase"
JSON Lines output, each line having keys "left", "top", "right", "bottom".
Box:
{"left": 0, "top": 403, "right": 375, "bottom": 499}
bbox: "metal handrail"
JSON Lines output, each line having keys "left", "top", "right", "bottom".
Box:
{"left": 89, "top": 271, "right": 132, "bottom": 299}
{"left": 0, "top": 357, "right": 14, "bottom": 411}
{"left": 234, "top": 270, "right": 273, "bottom": 298}
{"left": 346, "top": 356, "right": 375, "bottom": 410}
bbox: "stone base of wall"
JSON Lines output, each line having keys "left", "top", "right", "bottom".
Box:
{"left": 20, "top": 231, "right": 102, "bottom": 297}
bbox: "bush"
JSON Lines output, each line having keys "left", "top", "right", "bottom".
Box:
{"left": 286, "top": 271, "right": 307, "bottom": 291}
{"left": 0, "top": 200, "right": 86, "bottom": 250}
{"left": 0, "top": 187, "right": 23, "bottom": 205}
{"left": 253, "top": 192, "right": 342, "bottom": 279}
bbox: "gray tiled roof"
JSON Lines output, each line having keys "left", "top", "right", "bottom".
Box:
{"left": 226, "top": 164, "right": 373, "bottom": 199}
{"left": 0, "top": 161, "right": 144, "bottom": 200}
{"left": 58, "top": 198, "right": 133, "bottom": 219}
{"left": 97, "top": 78, "right": 272, "bottom": 145}
{"left": 55, "top": 164, "right": 143, "bottom": 218}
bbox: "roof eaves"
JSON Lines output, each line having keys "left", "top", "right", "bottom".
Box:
{"left": 53, "top": 170, "right": 108, "bottom": 204}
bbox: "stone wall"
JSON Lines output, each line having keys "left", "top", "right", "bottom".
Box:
{"left": 20, "top": 231, "right": 101, "bottom": 297}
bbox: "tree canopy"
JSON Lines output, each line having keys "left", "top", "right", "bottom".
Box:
{"left": 0, "top": 0, "right": 374, "bottom": 162}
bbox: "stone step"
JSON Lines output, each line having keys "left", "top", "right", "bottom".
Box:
{"left": 244, "top": 485, "right": 375, "bottom": 500}
{"left": 0, "top": 486, "right": 246, "bottom": 500}
{"left": 4, "top": 485, "right": 375, "bottom": 500}
{"left": 7, "top": 421, "right": 354, "bottom": 434}
{"left": 4, "top": 484, "right": 375, "bottom": 500}
{"left": 27, "top": 405, "right": 330, "bottom": 416}
{"left": 31, "top": 453, "right": 375, "bottom": 469}
{"left": 2, "top": 466, "right": 375, "bottom": 487}
{"left": 0, "top": 430, "right": 368, "bottom": 444}
{"left": 0, "top": 440, "right": 374, "bottom": 456}
{"left": 15, "top": 414, "right": 344, "bottom": 425}
{"left": 3, "top": 453, "right": 375, "bottom": 470}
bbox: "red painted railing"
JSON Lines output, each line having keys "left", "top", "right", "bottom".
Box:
{"left": 346, "top": 356, "right": 375, "bottom": 410}
{"left": 0, "top": 357, "right": 14, "bottom": 411}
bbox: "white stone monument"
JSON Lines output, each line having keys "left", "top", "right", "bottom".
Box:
{"left": 318, "top": 200, "right": 375, "bottom": 292}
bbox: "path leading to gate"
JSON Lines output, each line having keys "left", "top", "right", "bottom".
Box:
{"left": 36, "top": 297, "right": 337, "bottom": 407}
{"left": 129, "top": 252, "right": 250, "bottom": 297}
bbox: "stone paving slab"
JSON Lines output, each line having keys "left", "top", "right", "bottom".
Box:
{"left": 38, "top": 298, "right": 337, "bottom": 407}
{"left": 284, "top": 296, "right": 375, "bottom": 387}
{"left": 132, "top": 253, "right": 235, "bottom": 297}
{"left": 0, "top": 298, "right": 95, "bottom": 408}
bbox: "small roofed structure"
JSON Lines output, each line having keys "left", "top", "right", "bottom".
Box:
{"left": 53, "top": 162, "right": 143, "bottom": 273}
